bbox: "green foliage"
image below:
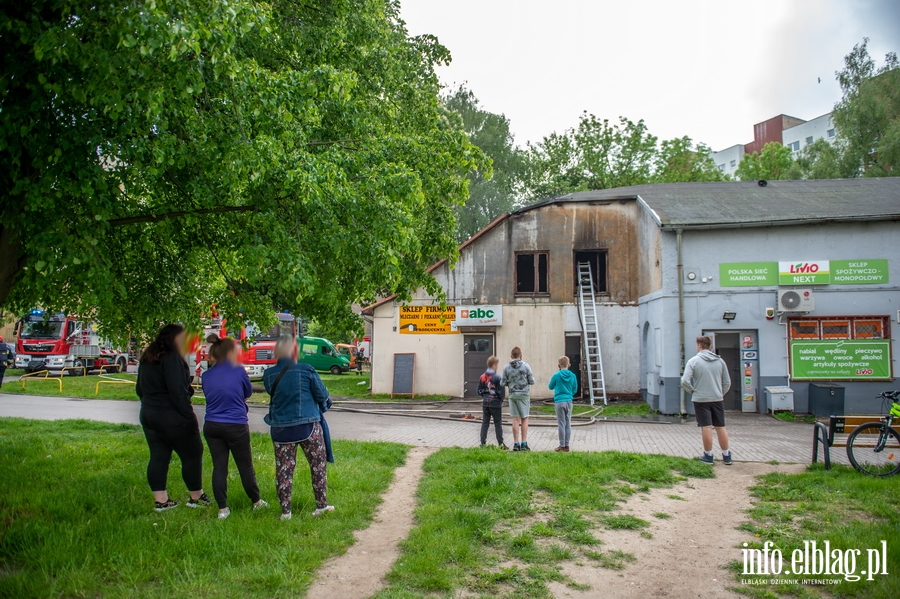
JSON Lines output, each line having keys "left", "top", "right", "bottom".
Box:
{"left": 833, "top": 38, "right": 900, "bottom": 178}
{"left": 443, "top": 86, "right": 525, "bottom": 241}
{"left": 523, "top": 115, "right": 723, "bottom": 199}
{"left": 0, "top": 418, "right": 408, "bottom": 598}
{"left": 734, "top": 142, "right": 795, "bottom": 181}
{"left": 783, "top": 138, "right": 860, "bottom": 180}
{"left": 0, "top": 0, "right": 485, "bottom": 341}
{"left": 305, "top": 313, "right": 365, "bottom": 345}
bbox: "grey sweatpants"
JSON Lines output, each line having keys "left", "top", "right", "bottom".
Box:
{"left": 554, "top": 401, "right": 572, "bottom": 447}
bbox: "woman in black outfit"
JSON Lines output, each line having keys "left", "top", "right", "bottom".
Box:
{"left": 137, "top": 324, "right": 210, "bottom": 511}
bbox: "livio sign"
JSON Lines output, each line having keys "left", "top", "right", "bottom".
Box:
{"left": 454, "top": 305, "right": 503, "bottom": 327}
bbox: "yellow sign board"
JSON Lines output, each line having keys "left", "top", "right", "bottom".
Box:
{"left": 399, "top": 305, "right": 457, "bottom": 334}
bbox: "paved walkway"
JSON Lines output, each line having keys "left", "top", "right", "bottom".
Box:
{"left": 0, "top": 392, "right": 829, "bottom": 464}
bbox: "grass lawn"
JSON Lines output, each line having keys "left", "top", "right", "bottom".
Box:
{"left": 2, "top": 368, "right": 25, "bottom": 378}
{"left": 771, "top": 411, "right": 817, "bottom": 423}
{"left": 531, "top": 401, "right": 654, "bottom": 418}
{"left": 373, "top": 447, "right": 714, "bottom": 598}
{"left": 732, "top": 464, "right": 900, "bottom": 598}
{"left": 0, "top": 418, "right": 407, "bottom": 598}
{"left": 2, "top": 372, "right": 141, "bottom": 400}
{"left": 319, "top": 373, "right": 449, "bottom": 402}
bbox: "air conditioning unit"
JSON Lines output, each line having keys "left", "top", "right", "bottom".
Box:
{"left": 777, "top": 289, "right": 815, "bottom": 313}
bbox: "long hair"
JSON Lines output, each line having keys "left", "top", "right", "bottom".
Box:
{"left": 141, "top": 324, "right": 186, "bottom": 365}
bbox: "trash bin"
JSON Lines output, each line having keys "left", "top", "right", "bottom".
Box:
{"left": 765, "top": 386, "right": 794, "bottom": 413}
{"left": 808, "top": 382, "right": 845, "bottom": 418}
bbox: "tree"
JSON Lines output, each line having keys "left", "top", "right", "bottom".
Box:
{"left": 305, "top": 314, "right": 364, "bottom": 345}
{"left": 0, "top": 0, "right": 485, "bottom": 339}
{"left": 525, "top": 115, "right": 659, "bottom": 198}
{"left": 653, "top": 136, "right": 725, "bottom": 183}
{"left": 443, "top": 86, "right": 524, "bottom": 242}
{"left": 833, "top": 38, "right": 900, "bottom": 177}
{"left": 783, "top": 138, "right": 860, "bottom": 180}
{"left": 734, "top": 142, "right": 794, "bottom": 181}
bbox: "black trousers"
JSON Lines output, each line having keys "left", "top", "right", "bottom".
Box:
{"left": 140, "top": 407, "right": 204, "bottom": 493}
{"left": 481, "top": 404, "right": 504, "bottom": 445}
{"left": 0, "top": 364, "right": 6, "bottom": 389}
{"left": 203, "top": 420, "right": 261, "bottom": 509}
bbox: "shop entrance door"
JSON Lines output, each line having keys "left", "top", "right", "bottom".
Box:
{"left": 463, "top": 335, "right": 494, "bottom": 398}
{"left": 565, "top": 334, "right": 583, "bottom": 399}
{"left": 712, "top": 333, "right": 741, "bottom": 410}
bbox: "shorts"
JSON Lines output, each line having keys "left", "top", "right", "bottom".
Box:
{"left": 509, "top": 396, "right": 531, "bottom": 418}
{"left": 694, "top": 401, "right": 726, "bottom": 428}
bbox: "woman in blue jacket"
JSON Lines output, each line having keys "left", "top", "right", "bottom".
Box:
{"left": 263, "top": 336, "right": 334, "bottom": 520}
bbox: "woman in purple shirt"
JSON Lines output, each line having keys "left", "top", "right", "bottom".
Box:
{"left": 201, "top": 338, "right": 268, "bottom": 519}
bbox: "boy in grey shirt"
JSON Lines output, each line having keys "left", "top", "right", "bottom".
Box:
{"left": 681, "top": 335, "right": 732, "bottom": 465}
{"left": 501, "top": 346, "right": 535, "bottom": 451}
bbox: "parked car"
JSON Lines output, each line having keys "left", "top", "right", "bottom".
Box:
{"left": 298, "top": 337, "right": 350, "bottom": 374}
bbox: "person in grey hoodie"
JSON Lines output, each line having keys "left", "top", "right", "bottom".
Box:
{"left": 681, "top": 335, "right": 732, "bottom": 465}
{"left": 500, "top": 346, "right": 535, "bottom": 451}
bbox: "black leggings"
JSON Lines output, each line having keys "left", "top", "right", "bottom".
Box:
{"left": 481, "top": 404, "right": 504, "bottom": 445}
{"left": 203, "top": 420, "right": 261, "bottom": 509}
{"left": 140, "top": 407, "right": 204, "bottom": 493}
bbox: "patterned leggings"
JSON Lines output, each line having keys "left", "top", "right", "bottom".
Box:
{"left": 273, "top": 423, "right": 328, "bottom": 513}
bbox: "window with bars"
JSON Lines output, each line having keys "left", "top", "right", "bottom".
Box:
{"left": 789, "top": 316, "right": 890, "bottom": 340}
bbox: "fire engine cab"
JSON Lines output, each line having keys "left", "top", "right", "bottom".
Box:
{"left": 14, "top": 310, "right": 129, "bottom": 375}
{"left": 195, "top": 312, "right": 297, "bottom": 380}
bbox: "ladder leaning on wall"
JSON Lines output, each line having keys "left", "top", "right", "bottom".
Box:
{"left": 576, "top": 261, "right": 608, "bottom": 405}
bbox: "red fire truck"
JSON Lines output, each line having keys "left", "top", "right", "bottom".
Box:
{"left": 195, "top": 312, "right": 297, "bottom": 380}
{"left": 14, "top": 310, "right": 129, "bottom": 375}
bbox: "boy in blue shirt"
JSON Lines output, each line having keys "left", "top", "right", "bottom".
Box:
{"left": 477, "top": 356, "right": 507, "bottom": 449}
{"left": 548, "top": 356, "right": 578, "bottom": 452}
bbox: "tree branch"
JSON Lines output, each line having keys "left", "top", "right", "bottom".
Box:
{"left": 108, "top": 205, "right": 257, "bottom": 226}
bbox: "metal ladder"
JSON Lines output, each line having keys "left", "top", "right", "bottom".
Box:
{"left": 577, "top": 262, "right": 607, "bottom": 405}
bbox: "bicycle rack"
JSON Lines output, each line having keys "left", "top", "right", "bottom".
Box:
{"left": 812, "top": 421, "right": 832, "bottom": 470}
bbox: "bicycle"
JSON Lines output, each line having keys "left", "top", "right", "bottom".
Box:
{"left": 846, "top": 390, "right": 900, "bottom": 476}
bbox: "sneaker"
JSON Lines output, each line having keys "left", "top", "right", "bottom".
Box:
{"left": 280, "top": 512, "right": 292, "bottom": 521}
{"left": 480, "top": 442, "right": 487, "bottom": 447}
{"left": 313, "top": 505, "right": 335, "bottom": 517}
{"left": 698, "top": 454, "right": 714, "bottom": 464}
{"left": 186, "top": 493, "right": 211, "bottom": 508}
{"left": 561, "top": 447, "right": 570, "bottom": 452}
{"left": 520, "top": 444, "right": 531, "bottom": 452}
{"left": 154, "top": 498, "right": 178, "bottom": 512}
{"left": 723, "top": 453, "right": 733, "bottom": 465}
{"left": 499, "top": 444, "right": 509, "bottom": 451}
{"left": 554, "top": 446, "right": 565, "bottom": 452}
{"left": 218, "top": 508, "right": 231, "bottom": 520}
{"left": 253, "top": 499, "right": 269, "bottom": 510}
{"left": 512, "top": 443, "right": 521, "bottom": 452}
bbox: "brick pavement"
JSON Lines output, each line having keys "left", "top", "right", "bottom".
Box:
{"left": 0, "top": 391, "right": 834, "bottom": 464}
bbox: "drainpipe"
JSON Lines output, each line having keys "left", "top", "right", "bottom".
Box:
{"left": 676, "top": 229, "right": 686, "bottom": 415}
{"left": 361, "top": 313, "right": 374, "bottom": 391}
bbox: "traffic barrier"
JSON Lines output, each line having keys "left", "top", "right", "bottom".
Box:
{"left": 18, "top": 370, "right": 62, "bottom": 393}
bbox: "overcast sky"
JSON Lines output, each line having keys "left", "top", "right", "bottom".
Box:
{"left": 400, "top": 0, "right": 900, "bottom": 151}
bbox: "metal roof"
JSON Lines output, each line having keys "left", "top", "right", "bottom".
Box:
{"left": 519, "top": 178, "right": 900, "bottom": 229}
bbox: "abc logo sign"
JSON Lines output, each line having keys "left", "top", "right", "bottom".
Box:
{"left": 460, "top": 308, "right": 494, "bottom": 319}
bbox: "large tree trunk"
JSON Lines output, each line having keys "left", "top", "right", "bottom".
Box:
{"left": 0, "top": 224, "right": 22, "bottom": 308}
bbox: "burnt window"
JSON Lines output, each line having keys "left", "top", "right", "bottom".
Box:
{"left": 516, "top": 252, "right": 549, "bottom": 295}
{"left": 574, "top": 250, "right": 608, "bottom": 294}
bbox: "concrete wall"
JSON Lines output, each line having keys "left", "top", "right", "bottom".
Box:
{"left": 782, "top": 113, "right": 834, "bottom": 153}
{"left": 710, "top": 144, "right": 745, "bottom": 178}
{"left": 640, "top": 219, "right": 900, "bottom": 414}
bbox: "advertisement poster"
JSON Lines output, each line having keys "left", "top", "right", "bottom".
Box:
{"left": 398, "top": 305, "right": 457, "bottom": 334}
{"left": 790, "top": 339, "right": 893, "bottom": 380}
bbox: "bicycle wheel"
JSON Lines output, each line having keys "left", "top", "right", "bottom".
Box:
{"left": 846, "top": 423, "right": 900, "bottom": 476}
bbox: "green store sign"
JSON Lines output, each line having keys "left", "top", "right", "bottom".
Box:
{"left": 720, "top": 259, "right": 889, "bottom": 287}
{"left": 790, "top": 340, "right": 893, "bottom": 381}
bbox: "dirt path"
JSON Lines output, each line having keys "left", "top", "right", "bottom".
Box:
{"left": 305, "top": 446, "right": 436, "bottom": 599}
{"left": 549, "top": 462, "right": 806, "bottom": 599}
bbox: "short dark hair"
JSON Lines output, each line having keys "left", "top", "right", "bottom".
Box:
{"left": 510, "top": 346, "right": 522, "bottom": 359}
{"left": 209, "top": 337, "right": 236, "bottom": 363}
{"left": 696, "top": 335, "right": 712, "bottom": 349}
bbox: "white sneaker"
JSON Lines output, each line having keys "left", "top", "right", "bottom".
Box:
{"left": 280, "top": 512, "right": 292, "bottom": 520}
{"left": 218, "top": 508, "right": 231, "bottom": 520}
{"left": 312, "top": 505, "right": 335, "bottom": 517}
{"left": 253, "top": 499, "right": 269, "bottom": 510}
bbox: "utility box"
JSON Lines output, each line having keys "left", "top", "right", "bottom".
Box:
{"left": 765, "top": 386, "right": 794, "bottom": 413}
{"left": 809, "top": 382, "right": 845, "bottom": 418}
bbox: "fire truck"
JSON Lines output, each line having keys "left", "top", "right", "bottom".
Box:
{"left": 195, "top": 312, "right": 297, "bottom": 379}
{"left": 14, "top": 310, "right": 130, "bottom": 375}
